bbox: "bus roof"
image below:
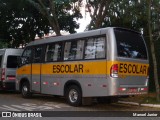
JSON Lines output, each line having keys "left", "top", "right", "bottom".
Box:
{"left": 26, "top": 27, "right": 140, "bottom": 47}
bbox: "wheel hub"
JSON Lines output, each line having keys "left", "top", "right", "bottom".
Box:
{"left": 69, "top": 89, "right": 78, "bottom": 103}
{"left": 22, "top": 86, "right": 28, "bottom": 94}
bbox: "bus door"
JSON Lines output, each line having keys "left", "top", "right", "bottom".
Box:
{"left": 41, "top": 42, "right": 63, "bottom": 94}
{"left": 31, "top": 46, "right": 43, "bottom": 93}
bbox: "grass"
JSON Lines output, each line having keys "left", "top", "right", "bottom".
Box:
{"left": 120, "top": 93, "right": 160, "bottom": 104}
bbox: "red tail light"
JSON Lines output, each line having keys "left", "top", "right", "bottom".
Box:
{"left": 110, "top": 64, "right": 118, "bottom": 78}
{"left": 141, "top": 87, "right": 148, "bottom": 91}
{"left": 1, "top": 68, "right": 5, "bottom": 81}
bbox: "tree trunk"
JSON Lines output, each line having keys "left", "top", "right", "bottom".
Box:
{"left": 48, "top": 17, "right": 61, "bottom": 36}
{"left": 148, "top": 0, "right": 160, "bottom": 101}
{"left": 86, "top": 0, "right": 112, "bottom": 30}
{"left": 48, "top": 0, "right": 61, "bottom": 36}
{"left": 37, "top": 0, "right": 61, "bottom": 36}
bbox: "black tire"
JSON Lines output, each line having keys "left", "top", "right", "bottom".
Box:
{"left": 21, "top": 82, "right": 32, "bottom": 98}
{"left": 65, "top": 85, "right": 82, "bottom": 107}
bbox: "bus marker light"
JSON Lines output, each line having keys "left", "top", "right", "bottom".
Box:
{"left": 102, "top": 85, "right": 107, "bottom": 87}
{"left": 53, "top": 82, "right": 59, "bottom": 86}
{"left": 119, "top": 88, "right": 127, "bottom": 91}
{"left": 43, "top": 82, "right": 48, "bottom": 85}
{"left": 33, "top": 82, "right": 39, "bottom": 84}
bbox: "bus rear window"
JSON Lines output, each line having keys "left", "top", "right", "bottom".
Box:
{"left": 114, "top": 28, "right": 147, "bottom": 60}
{"left": 7, "top": 55, "right": 19, "bottom": 68}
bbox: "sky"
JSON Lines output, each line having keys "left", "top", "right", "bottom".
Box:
{"left": 76, "top": 14, "right": 91, "bottom": 33}
{"left": 76, "top": 1, "right": 91, "bottom": 33}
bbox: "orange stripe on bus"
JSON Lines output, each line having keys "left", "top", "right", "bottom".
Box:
{"left": 16, "top": 61, "right": 149, "bottom": 76}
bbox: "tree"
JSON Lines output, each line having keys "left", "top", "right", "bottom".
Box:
{"left": 26, "top": 0, "right": 82, "bottom": 35}
{"left": 86, "top": 0, "right": 148, "bottom": 31}
{"left": 147, "top": 0, "right": 160, "bottom": 101}
{"left": 85, "top": 0, "right": 112, "bottom": 29}
{"left": 85, "top": 0, "right": 160, "bottom": 101}
{"left": 0, "top": 0, "right": 82, "bottom": 47}
{"left": 0, "top": 0, "right": 51, "bottom": 47}
{"left": 0, "top": 40, "right": 8, "bottom": 48}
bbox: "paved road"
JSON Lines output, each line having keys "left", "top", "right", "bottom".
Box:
{"left": 0, "top": 91, "right": 160, "bottom": 119}
{"left": 0, "top": 91, "right": 160, "bottom": 112}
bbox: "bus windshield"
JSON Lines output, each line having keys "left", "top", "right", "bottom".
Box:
{"left": 114, "top": 28, "right": 147, "bottom": 60}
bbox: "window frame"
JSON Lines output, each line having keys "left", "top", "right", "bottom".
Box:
{"left": 64, "top": 39, "right": 85, "bottom": 61}
{"left": 63, "top": 35, "right": 106, "bottom": 61}
{"left": 83, "top": 36, "right": 106, "bottom": 60}
{"left": 45, "top": 42, "right": 63, "bottom": 63}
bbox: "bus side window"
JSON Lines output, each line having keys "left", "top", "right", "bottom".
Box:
{"left": 95, "top": 37, "right": 105, "bottom": 59}
{"left": 76, "top": 40, "right": 84, "bottom": 60}
{"left": 53, "top": 44, "right": 62, "bottom": 61}
{"left": 84, "top": 37, "right": 105, "bottom": 60}
{"left": 64, "top": 42, "right": 71, "bottom": 60}
{"left": 45, "top": 45, "right": 53, "bottom": 62}
{"left": 64, "top": 40, "right": 84, "bottom": 61}
{"left": 84, "top": 38, "right": 96, "bottom": 59}
{"left": 33, "top": 46, "right": 42, "bottom": 63}
{"left": 45, "top": 43, "right": 62, "bottom": 62}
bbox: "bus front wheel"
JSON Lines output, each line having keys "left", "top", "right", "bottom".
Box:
{"left": 21, "top": 82, "right": 32, "bottom": 98}
{"left": 65, "top": 85, "right": 82, "bottom": 106}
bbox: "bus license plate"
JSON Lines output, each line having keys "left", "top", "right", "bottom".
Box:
{"left": 129, "top": 88, "right": 137, "bottom": 92}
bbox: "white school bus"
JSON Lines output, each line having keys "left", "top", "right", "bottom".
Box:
{"left": 16, "top": 27, "right": 149, "bottom": 106}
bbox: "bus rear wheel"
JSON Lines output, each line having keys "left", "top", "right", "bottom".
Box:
{"left": 21, "top": 82, "right": 32, "bottom": 98}
{"left": 65, "top": 85, "right": 82, "bottom": 106}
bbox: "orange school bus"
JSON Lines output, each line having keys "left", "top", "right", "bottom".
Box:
{"left": 16, "top": 27, "right": 149, "bottom": 106}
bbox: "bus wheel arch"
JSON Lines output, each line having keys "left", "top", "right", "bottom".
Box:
{"left": 64, "top": 80, "right": 82, "bottom": 106}
{"left": 19, "top": 78, "right": 32, "bottom": 98}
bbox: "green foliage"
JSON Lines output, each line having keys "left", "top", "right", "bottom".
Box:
{"left": 86, "top": 0, "right": 160, "bottom": 92}
{"left": 0, "top": 0, "right": 82, "bottom": 47}
{"left": 26, "top": 0, "right": 82, "bottom": 35}
{"left": 0, "top": 0, "right": 51, "bottom": 47}
{"left": 0, "top": 40, "right": 8, "bottom": 49}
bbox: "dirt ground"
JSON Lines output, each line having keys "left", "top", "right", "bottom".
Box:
{"left": 119, "top": 93, "right": 159, "bottom": 104}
